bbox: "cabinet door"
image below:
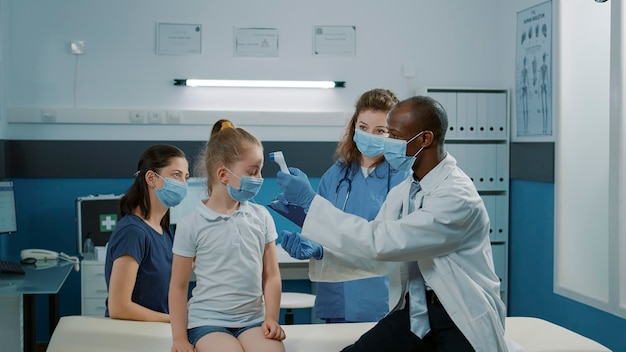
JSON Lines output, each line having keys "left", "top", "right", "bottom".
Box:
{"left": 81, "top": 262, "right": 107, "bottom": 316}
{"left": 82, "top": 264, "right": 107, "bottom": 298}
{"left": 83, "top": 298, "right": 107, "bottom": 316}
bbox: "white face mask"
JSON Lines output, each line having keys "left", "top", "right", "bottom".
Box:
{"left": 224, "top": 167, "right": 264, "bottom": 202}
{"left": 154, "top": 173, "right": 188, "bottom": 208}
{"left": 382, "top": 131, "right": 425, "bottom": 172}
{"left": 353, "top": 129, "right": 387, "bottom": 157}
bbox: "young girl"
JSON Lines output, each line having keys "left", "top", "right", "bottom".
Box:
{"left": 105, "top": 144, "right": 189, "bottom": 322}
{"left": 170, "top": 120, "right": 285, "bottom": 352}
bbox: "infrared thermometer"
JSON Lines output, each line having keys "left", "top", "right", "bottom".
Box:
{"left": 269, "top": 151, "right": 290, "bottom": 174}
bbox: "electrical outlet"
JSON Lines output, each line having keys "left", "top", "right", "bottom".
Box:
{"left": 415, "top": 87, "right": 428, "bottom": 96}
{"left": 402, "top": 64, "right": 416, "bottom": 78}
{"left": 129, "top": 111, "right": 145, "bottom": 123}
{"left": 148, "top": 111, "right": 164, "bottom": 124}
{"left": 166, "top": 111, "right": 182, "bottom": 124}
{"left": 41, "top": 110, "right": 57, "bottom": 123}
{"left": 71, "top": 41, "right": 85, "bottom": 55}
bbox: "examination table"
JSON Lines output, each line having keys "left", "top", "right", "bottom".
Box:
{"left": 46, "top": 315, "right": 611, "bottom": 352}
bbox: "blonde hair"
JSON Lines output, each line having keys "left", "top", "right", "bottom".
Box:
{"left": 198, "top": 119, "right": 262, "bottom": 193}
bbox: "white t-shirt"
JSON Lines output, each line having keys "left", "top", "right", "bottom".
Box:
{"left": 173, "top": 199, "right": 278, "bottom": 328}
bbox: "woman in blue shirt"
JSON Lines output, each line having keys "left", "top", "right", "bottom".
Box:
{"left": 105, "top": 144, "right": 189, "bottom": 322}
{"left": 282, "top": 89, "right": 409, "bottom": 323}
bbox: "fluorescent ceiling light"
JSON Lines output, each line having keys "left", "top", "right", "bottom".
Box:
{"left": 174, "top": 79, "right": 345, "bottom": 89}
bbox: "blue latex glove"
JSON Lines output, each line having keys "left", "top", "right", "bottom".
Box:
{"left": 276, "top": 167, "right": 316, "bottom": 212}
{"left": 268, "top": 193, "right": 290, "bottom": 213}
{"left": 268, "top": 193, "right": 307, "bottom": 227}
{"left": 280, "top": 230, "right": 323, "bottom": 260}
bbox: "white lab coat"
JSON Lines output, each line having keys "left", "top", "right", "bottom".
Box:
{"left": 302, "top": 154, "right": 512, "bottom": 352}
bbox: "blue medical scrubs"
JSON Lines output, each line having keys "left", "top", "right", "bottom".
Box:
{"left": 315, "top": 160, "right": 409, "bottom": 322}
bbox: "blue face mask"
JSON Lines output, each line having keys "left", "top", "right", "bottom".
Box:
{"left": 154, "top": 173, "right": 188, "bottom": 208}
{"left": 225, "top": 168, "right": 264, "bottom": 202}
{"left": 353, "top": 129, "right": 386, "bottom": 157}
{"left": 382, "top": 131, "right": 425, "bottom": 172}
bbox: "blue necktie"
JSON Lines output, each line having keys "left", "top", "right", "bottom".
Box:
{"left": 407, "top": 180, "right": 421, "bottom": 213}
{"left": 406, "top": 180, "right": 431, "bottom": 338}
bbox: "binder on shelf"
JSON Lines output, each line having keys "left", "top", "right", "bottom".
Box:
{"left": 466, "top": 93, "right": 478, "bottom": 138}
{"left": 480, "top": 144, "right": 498, "bottom": 190}
{"left": 491, "top": 243, "right": 507, "bottom": 288}
{"left": 456, "top": 93, "right": 469, "bottom": 139}
{"left": 486, "top": 93, "right": 499, "bottom": 139}
{"left": 476, "top": 93, "right": 489, "bottom": 139}
{"left": 496, "top": 144, "right": 509, "bottom": 190}
{"left": 494, "top": 194, "right": 509, "bottom": 241}
{"left": 430, "top": 91, "right": 458, "bottom": 139}
{"left": 481, "top": 195, "right": 496, "bottom": 240}
{"left": 494, "top": 92, "right": 508, "bottom": 139}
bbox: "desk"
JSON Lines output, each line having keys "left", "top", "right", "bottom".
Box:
{"left": 0, "top": 261, "right": 73, "bottom": 352}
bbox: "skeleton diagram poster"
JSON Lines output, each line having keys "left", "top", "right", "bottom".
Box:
{"left": 515, "top": 1, "right": 552, "bottom": 140}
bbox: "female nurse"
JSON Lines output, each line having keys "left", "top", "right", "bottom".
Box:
{"left": 281, "top": 89, "right": 409, "bottom": 323}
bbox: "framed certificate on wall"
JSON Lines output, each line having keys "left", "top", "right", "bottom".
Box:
{"left": 156, "top": 22, "right": 202, "bottom": 55}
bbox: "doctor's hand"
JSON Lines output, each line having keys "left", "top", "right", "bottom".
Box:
{"left": 280, "top": 230, "right": 323, "bottom": 260}
{"left": 268, "top": 193, "right": 290, "bottom": 213}
{"left": 276, "top": 167, "right": 316, "bottom": 212}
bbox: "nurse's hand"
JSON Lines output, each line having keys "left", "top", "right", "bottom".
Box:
{"left": 280, "top": 230, "right": 323, "bottom": 260}
{"left": 276, "top": 167, "right": 316, "bottom": 212}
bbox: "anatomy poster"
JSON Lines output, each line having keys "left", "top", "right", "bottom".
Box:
{"left": 515, "top": 1, "right": 552, "bottom": 140}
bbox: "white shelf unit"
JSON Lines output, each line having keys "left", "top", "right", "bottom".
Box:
{"left": 427, "top": 88, "right": 510, "bottom": 306}
{"left": 81, "top": 260, "right": 107, "bottom": 316}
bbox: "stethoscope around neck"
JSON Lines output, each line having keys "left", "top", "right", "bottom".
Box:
{"left": 334, "top": 162, "right": 391, "bottom": 211}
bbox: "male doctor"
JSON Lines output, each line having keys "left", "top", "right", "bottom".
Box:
{"left": 277, "top": 96, "right": 512, "bottom": 351}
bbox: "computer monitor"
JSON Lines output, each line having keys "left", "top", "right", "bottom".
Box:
{"left": 0, "top": 181, "right": 17, "bottom": 234}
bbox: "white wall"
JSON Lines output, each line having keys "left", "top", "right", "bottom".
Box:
{"left": 3, "top": 0, "right": 508, "bottom": 141}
